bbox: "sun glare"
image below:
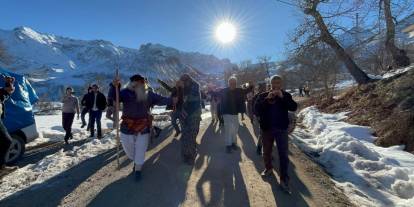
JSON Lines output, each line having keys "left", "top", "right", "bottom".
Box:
{"left": 215, "top": 22, "right": 237, "bottom": 44}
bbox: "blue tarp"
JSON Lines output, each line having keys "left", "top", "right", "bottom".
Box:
{"left": 0, "top": 67, "right": 38, "bottom": 133}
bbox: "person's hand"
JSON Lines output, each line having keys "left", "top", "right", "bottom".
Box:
{"left": 274, "top": 90, "right": 283, "bottom": 98}
{"left": 266, "top": 91, "right": 275, "bottom": 99}
{"left": 4, "top": 76, "right": 15, "bottom": 94}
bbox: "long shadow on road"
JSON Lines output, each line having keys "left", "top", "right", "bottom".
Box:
{"left": 0, "top": 149, "right": 120, "bottom": 207}
{"left": 195, "top": 123, "right": 250, "bottom": 206}
{"left": 238, "top": 122, "right": 311, "bottom": 207}
{"left": 87, "top": 132, "right": 192, "bottom": 207}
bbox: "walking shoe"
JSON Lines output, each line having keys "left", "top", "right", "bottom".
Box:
{"left": 64, "top": 135, "right": 69, "bottom": 144}
{"left": 97, "top": 135, "right": 103, "bottom": 139}
{"left": 261, "top": 169, "right": 273, "bottom": 177}
{"left": 81, "top": 123, "right": 86, "bottom": 128}
{"left": 226, "top": 146, "right": 232, "bottom": 153}
{"left": 231, "top": 143, "right": 238, "bottom": 150}
{"left": 256, "top": 145, "right": 262, "bottom": 155}
{"left": 135, "top": 171, "right": 142, "bottom": 182}
{"left": 174, "top": 131, "right": 181, "bottom": 137}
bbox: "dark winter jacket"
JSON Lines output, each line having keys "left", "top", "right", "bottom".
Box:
{"left": 81, "top": 92, "right": 92, "bottom": 107}
{"left": 83, "top": 92, "right": 107, "bottom": 111}
{"left": 254, "top": 91, "right": 297, "bottom": 130}
{"left": 0, "top": 88, "right": 11, "bottom": 119}
{"left": 219, "top": 87, "right": 252, "bottom": 115}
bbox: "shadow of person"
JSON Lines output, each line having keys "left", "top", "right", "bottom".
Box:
{"left": 87, "top": 137, "right": 193, "bottom": 207}
{"left": 0, "top": 149, "right": 118, "bottom": 207}
{"left": 195, "top": 123, "right": 250, "bottom": 206}
{"left": 237, "top": 124, "right": 311, "bottom": 207}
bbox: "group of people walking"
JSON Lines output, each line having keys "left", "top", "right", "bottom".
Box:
{"left": 205, "top": 75, "right": 298, "bottom": 191}
{"left": 2, "top": 71, "right": 298, "bottom": 193}
{"left": 61, "top": 84, "right": 107, "bottom": 144}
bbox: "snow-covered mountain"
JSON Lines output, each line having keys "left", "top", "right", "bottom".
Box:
{"left": 0, "top": 26, "right": 234, "bottom": 100}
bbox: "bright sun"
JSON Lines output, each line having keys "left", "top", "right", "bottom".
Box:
{"left": 215, "top": 22, "right": 237, "bottom": 44}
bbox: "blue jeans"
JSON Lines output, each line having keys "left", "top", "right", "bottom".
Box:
{"left": 90, "top": 110, "right": 102, "bottom": 137}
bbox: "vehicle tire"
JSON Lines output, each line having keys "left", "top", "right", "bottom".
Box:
{"left": 6, "top": 134, "right": 26, "bottom": 164}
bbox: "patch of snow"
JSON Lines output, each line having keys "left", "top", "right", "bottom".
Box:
{"left": 294, "top": 106, "right": 414, "bottom": 207}
{"left": 381, "top": 65, "right": 414, "bottom": 79}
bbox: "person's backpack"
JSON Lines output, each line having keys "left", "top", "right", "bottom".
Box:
{"left": 288, "top": 112, "right": 297, "bottom": 134}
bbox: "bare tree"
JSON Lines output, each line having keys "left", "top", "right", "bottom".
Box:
{"left": 302, "top": 0, "right": 371, "bottom": 84}
{"left": 382, "top": 0, "right": 411, "bottom": 68}
{"left": 258, "top": 56, "right": 272, "bottom": 78}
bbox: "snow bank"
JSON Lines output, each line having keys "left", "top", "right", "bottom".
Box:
{"left": 295, "top": 106, "right": 414, "bottom": 207}
{"left": 0, "top": 132, "right": 117, "bottom": 200}
{"left": 381, "top": 65, "right": 414, "bottom": 79}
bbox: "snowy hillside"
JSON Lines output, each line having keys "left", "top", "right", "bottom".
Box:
{"left": 0, "top": 27, "right": 234, "bottom": 100}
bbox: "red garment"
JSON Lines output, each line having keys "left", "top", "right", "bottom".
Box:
{"left": 121, "top": 116, "right": 153, "bottom": 134}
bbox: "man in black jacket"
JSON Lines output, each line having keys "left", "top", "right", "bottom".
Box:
{"left": 85, "top": 84, "right": 107, "bottom": 138}
{"left": 0, "top": 75, "right": 18, "bottom": 174}
{"left": 254, "top": 75, "right": 297, "bottom": 192}
{"left": 80, "top": 86, "right": 92, "bottom": 129}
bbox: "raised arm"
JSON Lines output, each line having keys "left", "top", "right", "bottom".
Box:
{"left": 149, "top": 91, "right": 172, "bottom": 106}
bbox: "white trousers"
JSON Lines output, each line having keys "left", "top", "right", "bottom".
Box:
{"left": 223, "top": 115, "right": 239, "bottom": 146}
{"left": 120, "top": 132, "right": 150, "bottom": 167}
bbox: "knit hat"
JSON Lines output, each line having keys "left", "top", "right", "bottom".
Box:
{"left": 130, "top": 74, "right": 145, "bottom": 82}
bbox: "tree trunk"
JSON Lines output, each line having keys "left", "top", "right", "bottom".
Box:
{"left": 383, "top": 0, "right": 411, "bottom": 68}
{"left": 305, "top": 7, "right": 371, "bottom": 84}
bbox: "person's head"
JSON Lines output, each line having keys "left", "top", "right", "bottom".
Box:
{"left": 66, "top": 87, "right": 73, "bottom": 95}
{"left": 228, "top": 77, "right": 237, "bottom": 90}
{"left": 92, "top": 84, "right": 99, "bottom": 93}
{"left": 128, "top": 74, "right": 148, "bottom": 102}
{"left": 87, "top": 86, "right": 93, "bottom": 93}
{"left": 179, "top": 73, "right": 194, "bottom": 88}
{"left": 270, "top": 75, "right": 283, "bottom": 91}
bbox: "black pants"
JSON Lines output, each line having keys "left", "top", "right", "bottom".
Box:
{"left": 90, "top": 110, "right": 102, "bottom": 137}
{"left": 0, "top": 119, "right": 12, "bottom": 166}
{"left": 81, "top": 107, "right": 89, "bottom": 126}
{"left": 262, "top": 128, "right": 289, "bottom": 182}
{"left": 62, "top": 113, "right": 75, "bottom": 139}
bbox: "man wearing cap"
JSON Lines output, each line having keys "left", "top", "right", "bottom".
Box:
{"left": 61, "top": 87, "right": 80, "bottom": 144}
{"left": 110, "top": 74, "right": 177, "bottom": 181}
{"left": 84, "top": 84, "right": 107, "bottom": 138}
{"left": 175, "top": 74, "right": 202, "bottom": 165}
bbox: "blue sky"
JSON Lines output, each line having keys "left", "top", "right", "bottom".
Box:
{"left": 0, "top": 0, "right": 302, "bottom": 63}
